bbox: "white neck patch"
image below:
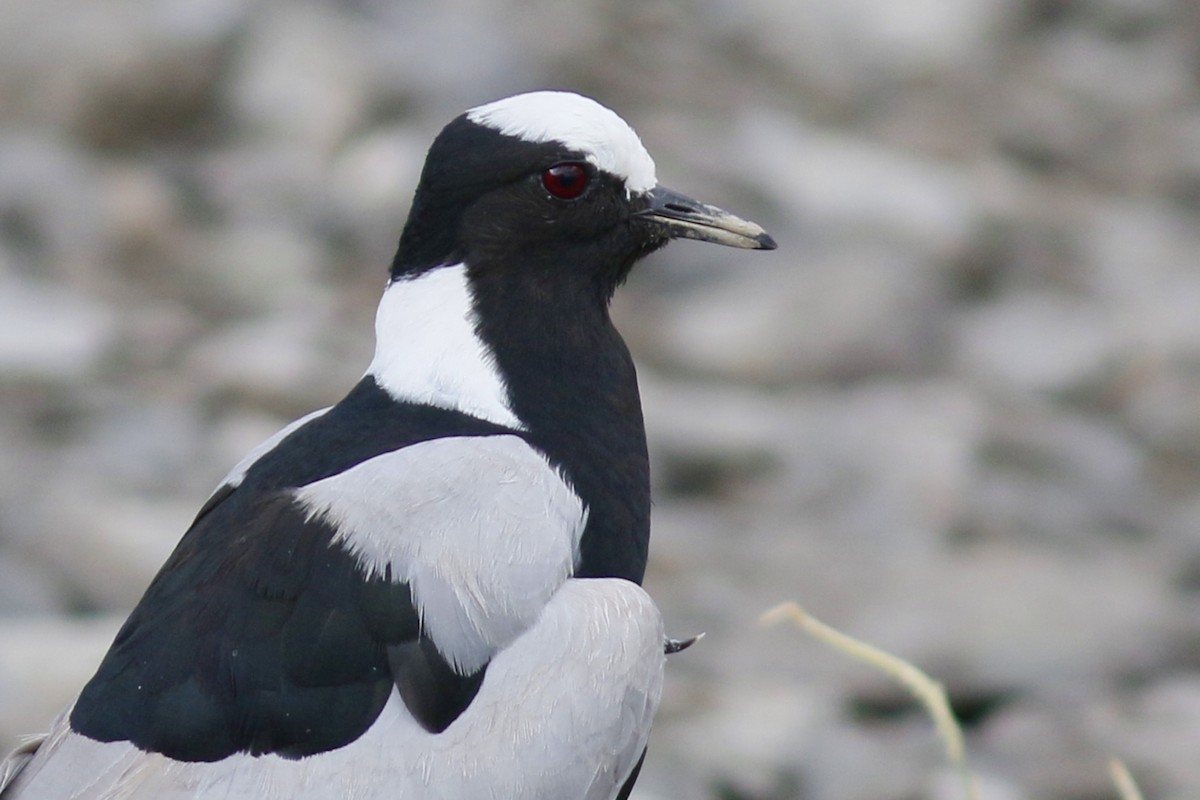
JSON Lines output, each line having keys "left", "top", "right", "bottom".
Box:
{"left": 367, "top": 264, "right": 523, "bottom": 429}
{"left": 466, "top": 91, "right": 657, "bottom": 195}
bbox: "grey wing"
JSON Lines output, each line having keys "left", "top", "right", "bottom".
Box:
{"left": 0, "top": 734, "right": 43, "bottom": 795}
{"left": 0, "top": 710, "right": 148, "bottom": 800}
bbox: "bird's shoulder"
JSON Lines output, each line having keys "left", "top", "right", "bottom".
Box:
{"left": 204, "top": 375, "right": 526, "bottom": 506}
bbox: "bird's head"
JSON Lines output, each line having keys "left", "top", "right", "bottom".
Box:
{"left": 390, "top": 91, "right": 775, "bottom": 298}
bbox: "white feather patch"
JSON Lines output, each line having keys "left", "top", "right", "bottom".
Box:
{"left": 292, "top": 435, "right": 586, "bottom": 674}
{"left": 467, "top": 91, "right": 657, "bottom": 195}
{"left": 366, "top": 264, "right": 523, "bottom": 430}
{"left": 2, "top": 580, "right": 664, "bottom": 800}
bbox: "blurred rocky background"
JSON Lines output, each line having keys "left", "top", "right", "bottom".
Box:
{"left": 1, "top": 0, "right": 1198, "bottom": 797}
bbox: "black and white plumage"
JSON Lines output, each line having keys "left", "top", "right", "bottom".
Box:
{"left": 0, "top": 91, "right": 774, "bottom": 799}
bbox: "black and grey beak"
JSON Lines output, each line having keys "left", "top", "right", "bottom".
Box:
{"left": 635, "top": 186, "right": 777, "bottom": 250}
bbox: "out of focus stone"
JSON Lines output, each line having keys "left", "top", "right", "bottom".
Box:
{"left": 648, "top": 244, "right": 943, "bottom": 383}
{"left": 0, "top": 278, "right": 117, "bottom": 383}
{"left": 194, "top": 144, "right": 329, "bottom": 234}
{"left": 797, "top": 716, "right": 941, "bottom": 800}
{"left": 186, "top": 311, "right": 367, "bottom": 412}
{"left": 0, "top": 0, "right": 245, "bottom": 148}
{"left": 736, "top": 111, "right": 980, "bottom": 258}
{"left": 662, "top": 681, "right": 839, "bottom": 799}
{"left": 348, "top": 0, "right": 545, "bottom": 116}
{"left": 953, "top": 291, "right": 1122, "bottom": 396}
{"left": 770, "top": 380, "right": 984, "bottom": 557}
{"left": 715, "top": 0, "right": 1012, "bottom": 102}
{"left": 978, "top": 700, "right": 1124, "bottom": 800}
{"left": 0, "top": 556, "right": 65, "bottom": 616}
{"left": 1106, "top": 675, "right": 1200, "bottom": 797}
{"left": 0, "top": 616, "right": 122, "bottom": 752}
{"left": 60, "top": 400, "right": 210, "bottom": 496}
{"left": 173, "top": 222, "right": 329, "bottom": 315}
{"left": 225, "top": 2, "right": 372, "bottom": 156}
{"left": 853, "top": 544, "right": 1174, "bottom": 692}
{"left": 0, "top": 135, "right": 109, "bottom": 279}
{"left": 969, "top": 403, "right": 1152, "bottom": 544}
{"left": 929, "top": 769, "right": 1026, "bottom": 800}
{"left": 1084, "top": 198, "right": 1200, "bottom": 360}
{"left": 324, "top": 124, "right": 428, "bottom": 254}
{"left": 30, "top": 483, "right": 193, "bottom": 610}
{"left": 96, "top": 162, "right": 186, "bottom": 283}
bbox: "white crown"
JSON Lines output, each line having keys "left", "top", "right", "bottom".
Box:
{"left": 467, "top": 91, "right": 657, "bottom": 195}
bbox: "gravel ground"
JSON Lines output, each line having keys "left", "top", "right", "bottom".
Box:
{"left": 2, "top": 1, "right": 1199, "bottom": 798}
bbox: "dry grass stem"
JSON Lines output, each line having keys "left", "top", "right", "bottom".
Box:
{"left": 1108, "top": 758, "right": 1145, "bottom": 800}
{"left": 760, "top": 601, "right": 980, "bottom": 800}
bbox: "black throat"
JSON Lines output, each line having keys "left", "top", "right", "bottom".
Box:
{"left": 467, "top": 255, "right": 651, "bottom": 584}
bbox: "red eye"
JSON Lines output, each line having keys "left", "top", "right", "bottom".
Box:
{"left": 541, "top": 162, "right": 590, "bottom": 200}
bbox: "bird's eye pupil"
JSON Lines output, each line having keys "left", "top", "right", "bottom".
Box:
{"left": 542, "top": 163, "right": 589, "bottom": 199}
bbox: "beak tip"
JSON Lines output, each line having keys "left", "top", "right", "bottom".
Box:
{"left": 755, "top": 231, "right": 778, "bottom": 251}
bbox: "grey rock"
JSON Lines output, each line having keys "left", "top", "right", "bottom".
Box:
{"left": 644, "top": 244, "right": 944, "bottom": 383}
{"left": 29, "top": 482, "right": 194, "bottom": 610}
{"left": 977, "top": 699, "right": 1117, "bottom": 800}
{"left": 967, "top": 403, "right": 1154, "bottom": 544}
{"left": 735, "top": 111, "right": 981, "bottom": 257}
{"left": 851, "top": 544, "right": 1174, "bottom": 692}
{"left": 225, "top": 2, "right": 371, "bottom": 156}
{"left": 953, "top": 291, "right": 1122, "bottom": 397}
{"left": 0, "top": 615, "right": 122, "bottom": 753}
{"left": 712, "top": 0, "right": 1013, "bottom": 102}
{"left": 0, "top": 556, "right": 65, "bottom": 616}
{"left": 0, "top": 0, "right": 244, "bottom": 147}
{"left": 173, "top": 220, "right": 330, "bottom": 314}
{"left": 0, "top": 277, "right": 117, "bottom": 382}
{"left": 1105, "top": 675, "right": 1200, "bottom": 799}
{"left": 324, "top": 124, "right": 427, "bottom": 255}
{"left": 186, "top": 311, "right": 368, "bottom": 411}
{"left": 0, "top": 134, "right": 109, "bottom": 277}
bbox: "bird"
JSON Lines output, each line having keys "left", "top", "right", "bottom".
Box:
{"left": 0, "top": 90, "right": 775, "bottom": 800}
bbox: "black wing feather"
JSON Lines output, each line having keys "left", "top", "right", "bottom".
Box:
{"left": 389, "top": 638, "right": 488, "bottom": 734}
{"left": 70, "top": 380, "right": 518, "bottom": 760}
{"left": 70, "top": 490, "right": 413, "bottom": 760}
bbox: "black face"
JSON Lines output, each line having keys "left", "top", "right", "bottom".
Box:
{"left": 390, "top": 115, "right": 668, "bottom": 298}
